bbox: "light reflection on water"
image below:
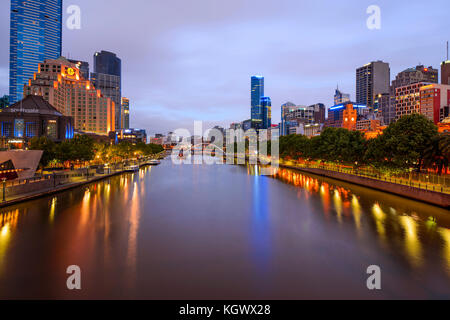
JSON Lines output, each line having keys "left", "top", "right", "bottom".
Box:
{"left": 0, "top": 161, "right": 449, "bottom": 299}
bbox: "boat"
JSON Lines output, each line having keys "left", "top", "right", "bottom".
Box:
{"left": 124, "top": 165, "right": 139, "bottom": 172}
{"left": 147, "top": 160, "right": 161, "bottom": 166}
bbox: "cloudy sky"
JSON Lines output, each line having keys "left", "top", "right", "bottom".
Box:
{"left": 0, "top": 0, "right": 449, "bottom": 135}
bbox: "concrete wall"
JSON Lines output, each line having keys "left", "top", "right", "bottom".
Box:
{"left": 283, "top": 166, "right": 450, "bottom": 208}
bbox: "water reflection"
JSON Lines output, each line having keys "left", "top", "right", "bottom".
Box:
{"left": 273, "top": 167, "right": 450, "bottom": 275}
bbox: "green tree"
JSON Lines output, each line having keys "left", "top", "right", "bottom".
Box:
{"left": 381, "top": 114, "right": 438, "bottom": 170}
{"left": 28, "top": 136, "right": 56, "bottom": 168}
{"left": 423, "top": 133, "right": 450, "bottom": 175}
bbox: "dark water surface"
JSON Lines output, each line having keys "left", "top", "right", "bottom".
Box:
{"left": 0, "top": 159, "right": 449, "bottom": 299}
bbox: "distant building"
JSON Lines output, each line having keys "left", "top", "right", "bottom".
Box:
{"left": 356, "top": 61, "right": 390, "bottom": 110}
{"left": 326, "top": 102, "right": 368, "bottom": 129}
{"left": 0, "top": 95, "right": 9, "bottom": 109}
{"left": 9, "top": 0, "right": 63, "bottom": 104}
{"left": 24, "top": 57, "right": 115, "bottom": 135}
{"left": 251, "top": 76, "right": 264, "bottom": 129}
{"left": 334, "top": 87, "right": 350, "bottom": 105}
{"left": 242, "top": 119, "right": 252, "bottom": 132}
{"left": 68, "top": 59, "right": 90, "bottom": 80}
{"left": 0, "top": 95, "right": 73, "bottom": 149}
{"left": 374, "top": 93, "right": 393, "bottom": 125}
{"left": 114, "top": 128, "right": 147, "bottom": 144}
{"left": 442, "top": 60, "right": 450, "bottom": 85}
{"left": 91, "top": 51, "right": 122, "bottom": 129}
{"left": 260, "top": 97, "right": 272, "bottom": 129}
{"left": 121, "top": 97, "right": 130, "bottom": 129}
{"left": 281, "top": 104, "right": 325, "bottom": 136}
{"left": 419, "top": 84, "right": 450, "bottom": 124}
{"left": 150, "top": 136, "right": 164, "bottom": 145}
{"left": 395, "top": 82, "right": 429, "bottom": 121}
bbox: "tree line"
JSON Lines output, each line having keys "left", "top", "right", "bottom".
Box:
{"left": 29, "top": 134, "right": 164, "bottom": 169}
{"left": 280, "top": 114, "right": 450, "bottom": 175}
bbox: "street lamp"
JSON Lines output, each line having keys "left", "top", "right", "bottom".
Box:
{"left": 2, "top": 178, "right": 6, "bottom": 203}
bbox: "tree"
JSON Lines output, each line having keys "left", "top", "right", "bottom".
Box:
{"left": 423, "top": 133, "right": 450, "bottom": 175}
{"left": 28, "top": 136, "right": 56, "bottom": 168}
{"left": 380, "top": 114, "right": 438, "bottom": 170}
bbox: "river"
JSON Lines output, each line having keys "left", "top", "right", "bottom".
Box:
{"left": 0, "top": 158, "right": 449, "bottom": 299}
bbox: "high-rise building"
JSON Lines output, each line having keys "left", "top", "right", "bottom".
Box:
{"left": 387, "top": 65, "right": 439, "bottom": 125}
{"left": 24, "top": 57, "right": 116, "bottom": 135}
{"left": 260, "top": 97, "right": 272, "bottom": 129}
{"left": 280, "top": 104, "right": 325, "bottom": 136}
{"left": 334, "top": 87, "right": 350, "bottom": 105}
{"left": 9, "top": 0, "right": 63, "bottom": 104}
{"left": 356, "top": 61, "right": 390, "bottom": 110}
{"left": 395, "top": 82, "right": 429, "bottom": 121}
{"left": 0, "top": 95, "right": 9, "bottom": 109}
{"left": 442, "top": 61, "right": 450, "bottom": 85}
{"left": 68, "top": 59, "right": 90, "bottom": 80}
{"left": 91, "top": 51, "right": 122, "bottom": 129}
{"left": 251, "top": 76, "right": 264, "bottom": 129}
{"left": 374, "top": 93, "right": 393, "bottom": 125}
{"left": 419, "top": 84, "right": 450, "bottom": 124}
{"left": 280, "top": 102, "right": 296, "bottom": 136}
{"left": 121, "top": 97, "right": 130, "bottom": 129}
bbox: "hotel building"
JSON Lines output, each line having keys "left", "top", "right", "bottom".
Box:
{"left": 419, "top": 84, "right": 450, "bottom": 124}
{"left": 24, "top": 57, "right": 115, "bottom": 135}
{"left": 395, "top": 82, "right": 429, "bottom": 121}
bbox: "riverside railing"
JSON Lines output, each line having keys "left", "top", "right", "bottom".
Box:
{"left": 279, "top": 160, "right": 450, "bottom": 194}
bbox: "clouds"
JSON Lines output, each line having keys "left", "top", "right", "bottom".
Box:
{"left": 0, "top": 0, "right": 448, "bottom": 135}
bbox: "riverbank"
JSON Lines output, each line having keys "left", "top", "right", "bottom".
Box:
{"left": 0, "top": 165, "right": 148, "bottom": 209}
{"left": 280, "top": 163, "right": 450, "bottom": 208}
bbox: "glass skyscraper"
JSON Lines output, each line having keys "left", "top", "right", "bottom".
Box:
{"left": 260, "top": 97, "right": 272, "bottom": 130}
{"left": 9, "top": 0, "right": 62, "bottom": 104}
{"left": 251, "top": 76, "right": 264, "bottom": 129}
{"left": 92, "top": 51, "right": 122, "bottom": 129}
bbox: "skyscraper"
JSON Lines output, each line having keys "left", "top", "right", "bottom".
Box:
{"left": 91, "top": 51, "right": 122, "bottom": 129}
{"left": 251, "top": 76, "right": 264, "bottom": 129}
{"left": 260, "top": 97, "right": 272, "bottom": 129}
{"left": 356, "top": 61, "right": 390, "bottom": 110}
{"left": 122, "top": 97, "right": 130, "bottom": 129}
{"left": 9, "top": 0, "right": 63, "bottom": 104}
{"left": 24, "top": 57, "right": 116, "bottom": 135}
{"left": 334, "top": 87, "right": 350, "bottom": 105}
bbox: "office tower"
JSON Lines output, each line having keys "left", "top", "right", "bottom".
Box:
{"left": 24, "top": 57, "right": 116, "bottom": 135}
{"left": 442, "top": 61, "right": 450, "bottom": 85}
{"left": 121, "top": 97, "right": 130, "bottom": 129}
{"left": 356, "top": 61, "right": 390, "bottom": 109}
{"left": 309, "top": 103, "right": 326, "bottom": 124}
{"left": 280, "top": 102, "right": 296, "bottom": 136}
{"left": 260, "top": 97, "right": 272, "bottom": 129}
{"left": 395, "top": 82, "right": 428, "bottom": 121}
{"left": 68, "top": 59, "right": 90, "bottom": 80}
{"left": 374, "top": 93, "right": 392, "bottom": 125}
{"left": 9, "top": 0, "right": 63, "bottom": 104}
{"left": 251, "top": 76, "right": 264, "bottom": 129}
{"left": 91, "top": 51, "right": 122, "bottom": 129}
{"left": 419, "top": 84, "right": 450, "bottom": 124}
{"left": 334, "top": 87, "right": 350, "bottom": 105}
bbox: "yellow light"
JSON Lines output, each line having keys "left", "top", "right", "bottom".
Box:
{"left": 1, "top": 224, "right": 9, "bottom": 237}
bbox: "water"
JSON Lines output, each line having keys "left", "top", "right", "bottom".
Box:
{"left": 0, "top": 159, "right": 449, "bottom": 299}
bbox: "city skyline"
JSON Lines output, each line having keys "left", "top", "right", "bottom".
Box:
{"left": 0, "top": 0, "right": 449, "bottom": 135}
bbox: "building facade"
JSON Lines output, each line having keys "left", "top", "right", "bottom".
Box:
{"left": 121, "top": 97, "right": 130, "bottom": 129}
{"left": 0, "top": 95, "right": 73, "bottom": 149}
{"left": 251, "top": 76, "right": 264, "bottom": 129}
{"left": 68, "top": 59, "right": 90, "bottom": 80}
{"left": 356, "top": 61, "right": 390, "bottom": 110}
{"left": 374, "top": 93, "right": 393, "bottom": 125}
{"left": 114, "top": 128, "right": 147, "bottom": 144}
{"left": 24, "top": 57, "right": 115, "bottom": 135}
{"left": 395, "top": 82, "right": 429, "bottom": 121}
{"left": 92, "top": 51, "right": 122, "bottom": 129}
{"left": 9, "top": 0, "right": 63, "bottom": 104}
{"left": 334, "top": 88, "right": 350, "bottom": 105}
{"left": 281, "top": 104, "right": 326, "bottom": 135}
{"left": 0, "top": 96, "right": 9, "bottom": 110}
{"left": 260, "top": 96, "right": 272, "bottom": 129}
{"left": 442, "top": 61, "right": 450, "bottom": 85}
{"left": 326, "top": 102, "right": 368, "bottom": 129}
{"left": 419, "top": 84, "right": 450, "bottom": 124}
